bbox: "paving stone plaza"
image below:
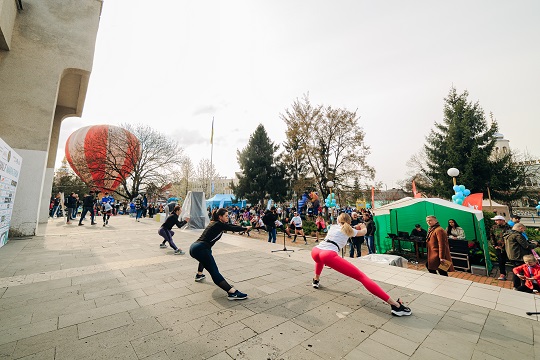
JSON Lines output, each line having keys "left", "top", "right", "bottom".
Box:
{"left": 1, "top": 215, "right": 539, "bottom": 359}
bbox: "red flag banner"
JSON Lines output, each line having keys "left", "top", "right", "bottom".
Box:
{"left": 463, "top": 193, "right": 483, "bottom": 211}
{"left": 371, "top": 186, "right": 375, "bottom": 209}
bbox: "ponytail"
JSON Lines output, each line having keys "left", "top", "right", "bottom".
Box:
{"left": 337, "top": 213, "right": 355, "bottom": 237}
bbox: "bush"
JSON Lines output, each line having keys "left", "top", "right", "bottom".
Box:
{"left": 303, "top": 220, "right": 317, "bottom": 235}
{"left": 526, "top": 228, "right": 540, "bottom": 241}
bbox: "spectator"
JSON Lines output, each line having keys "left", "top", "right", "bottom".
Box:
{"left": 315, "top": 214, "right": 326, "bottom": 242}
{"left": 51, "top": 193, "right": 61, "bottom": 218}
{"left": 349, "top": 212, "right": 363, "bottom": 257}
{"left": 505, "top": 223, "right": 537, "bottom": 267}
{"left": 65, "top": 192, "right": 77, "bottom": 224}
{"left": 262, "top": 207, "right": 278, "bottom": 243}
{"left": 363, "top": 213, "right": 377, "bottom": 254}
{"left": 410, "top": 224, "right": 427, "bottom": 240}
{"left": 512, "top": 254, "right": 540, "bottom": 293}
{"left": 508, "top": 215, "right": 529, "bottom": 240}
{"left": 134, "top": 195, "right": 143, "bottom": 221}
{"left": 78, "top": 191, "right": 97, "bottom": 226}
{"left": 446, "top": 219, "right": 465, "bottom": 240}
{"left": 102, "top": 201, "right": 113, "bottom": 226}
{"left": 425, "top": 215, "right": 454, "bottom": 276}
{"left": 489, "top": 215, "right": 511, "bottom": 280}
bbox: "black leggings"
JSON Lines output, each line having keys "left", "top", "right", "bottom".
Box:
{"left": 189, "top": 242, "right": 232, "bottom": 292}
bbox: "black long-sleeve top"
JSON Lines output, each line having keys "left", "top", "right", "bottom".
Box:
{"left": 161, "top": 213, "right": 188, "bottom": 230}
{"left": 82, "top": 194, "right": 95, "bottom": 208}
{"left": 195, "top": 221, "right": 247, "bottom": 248}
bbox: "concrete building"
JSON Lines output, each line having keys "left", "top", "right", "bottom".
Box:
{"left": 0, "top": 0, "right": 102, "bottom": 236}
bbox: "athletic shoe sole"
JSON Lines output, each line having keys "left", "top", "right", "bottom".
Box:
{"left": 227, "top": 295, "right": 248, "bottom": 301}
{"left": 391, "top": 308, "right": 412, "bottom": 316}
{"left": 194, "top": 276, "right": 206, "bottom": 282}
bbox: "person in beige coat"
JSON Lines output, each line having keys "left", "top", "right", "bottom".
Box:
{"left": 426, "top": 215, "right": 454, "bottom": 276}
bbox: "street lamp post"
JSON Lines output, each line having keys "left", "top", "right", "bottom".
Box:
{"left": 326, "top": 181, "right": 334, "bottom": 223}
{"left": 447, "top": 168, "right": 459, "bottom": 186}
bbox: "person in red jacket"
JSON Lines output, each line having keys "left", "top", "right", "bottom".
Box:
{"left": 513, "top": 254, "right": 540, "bottom": 293}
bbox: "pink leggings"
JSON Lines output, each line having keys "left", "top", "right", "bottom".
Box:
{"left": 311, "top": 247, "right": 390, "bottom": 302}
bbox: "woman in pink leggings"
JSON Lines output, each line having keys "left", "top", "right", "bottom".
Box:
{"left": 311, "top": 213, "right": 411, "bottom": 317}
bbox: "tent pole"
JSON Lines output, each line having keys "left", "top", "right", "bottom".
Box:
{"left": 487, "top": 186, "right": 493, "bottom": 212}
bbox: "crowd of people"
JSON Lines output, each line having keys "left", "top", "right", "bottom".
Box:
{"left": 50, "top": 190, "right": 540, "bottom": 299}
{"left": 489, "top": 214, "right": 539, "bottom": 293}
{"left": 48, "top": 191, "right": 172, "bottom": 226}
{"left": 206, "top": 204, "right": 376, "bottom": 249}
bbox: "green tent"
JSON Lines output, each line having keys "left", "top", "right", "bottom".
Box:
{"left": 373, "top": 197, "right": 492, "bottom": 272}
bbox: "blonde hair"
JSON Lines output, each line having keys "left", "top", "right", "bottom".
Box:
{"left": 513, "top": 223, "right": 526, "bottom": 231}
{"left": 337, "top": 213, "right": 355, "bottom": 237}
{"left": 523, "top": 254, "right": 536, "bottom": 263}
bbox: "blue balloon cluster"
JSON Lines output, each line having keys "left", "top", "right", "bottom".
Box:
{"left": 325, "top": 193, "right": 337, "bottom": 208}
{"left": 451, "top": 184, "right": 471, "bottom": 205}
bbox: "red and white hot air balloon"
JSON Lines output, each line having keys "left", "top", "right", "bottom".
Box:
{"left": 65, "top": 125, "right": 140, "bottom": 192}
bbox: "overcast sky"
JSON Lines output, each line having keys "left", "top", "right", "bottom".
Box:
{"left": 58, "top": 0, "right": 540, "bottom": 189}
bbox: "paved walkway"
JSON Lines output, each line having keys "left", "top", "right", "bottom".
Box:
{"left": 0, "top": 215, "right": 539, "bottom": 359}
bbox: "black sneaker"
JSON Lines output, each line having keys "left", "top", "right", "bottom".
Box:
{"left": 227, "top": 290, "right": 248, "bottom": 300}
{"left": 312, "top": 279, "right": 320, "bottom": 289}
{"left": 391, "top": 298, "right": 412, "bottom": 317}
{"left": 195, "top": 274, "right": 206, "bottom": 282}
{"left": 159, "top": 244, "right": 167, "bottom": 249}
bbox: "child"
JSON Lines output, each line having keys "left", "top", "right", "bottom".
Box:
{"left": 102, "top": 202, "right": 112, "bottom": 226}
{"left": 512, "top": 254, "right": 540, "bottom": 293}
{"left": 315, "top": 214, "right": 326, "bottom": 242}
{"left": 159, "top": 205, "right": 190, "bottom": 255}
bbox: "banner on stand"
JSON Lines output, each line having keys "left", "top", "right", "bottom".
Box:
{"left": 0, "top": 137, "right": 22, "bottom": 249}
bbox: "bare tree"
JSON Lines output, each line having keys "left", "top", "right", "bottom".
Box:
{"left": 282, "top": 94, "right": 374, "bottom": 199}
{"left": 176, "top": 157, "right": 196, "bottom": 197}
{"left": 196, "top": 158, "right": 219, "bottom": 195}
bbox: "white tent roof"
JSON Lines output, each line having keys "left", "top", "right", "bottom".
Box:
{"left": 374, "top": 197, "right": 484, "bottom": 220}
{"left": 482, "top": 199, "right": 507, "bottom": 207}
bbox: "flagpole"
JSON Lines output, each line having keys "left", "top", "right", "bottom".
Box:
{"left": 210, "top": 117, "right": 214, "bottom": 196}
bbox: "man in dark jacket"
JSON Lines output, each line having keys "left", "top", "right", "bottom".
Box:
{"left": 65, "top": 193, "right": 77, "bottom": 224}
{"left": 262, "top": 206, "right": 278, "bottom": 243}
{"left": 349, "top": 212, "right": 364, "bottom": 258}
{"left": 489, "top": 215, "right": 511, "bottom": 280}
{"left": 363, "top": 213, "right": 377, "bottom": 254}
{"left": 78, "top": 191, "right": 97, "bottom": 226}
{"left": 505, "top": 223, "right": 537, "bottom": 265}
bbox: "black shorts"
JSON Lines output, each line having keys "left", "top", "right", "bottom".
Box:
{"left": 295, "top": 226, "right": 303, "bottom": 230}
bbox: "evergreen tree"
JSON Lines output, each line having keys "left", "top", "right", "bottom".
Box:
{"left": 232, "top": 125, "right": 288, "bottom": 206}
{"left": 422, "top": 87, "right": 522, "bottom": 200}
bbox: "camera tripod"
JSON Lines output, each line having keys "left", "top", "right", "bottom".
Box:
{"left": 272, "top": 229, "right": 294, "bottom": 257}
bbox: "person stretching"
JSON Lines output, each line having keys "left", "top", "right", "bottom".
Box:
{"left": 311, "top": 213, "right": 412, "bottom": 317}
{"left": 159, "top": 205, "right": 190, "bottom": 255}
{"left": 189, "top": 208, "right": 252, "bottom": 300}
{"left": 290, "top": 212, "right": 308, "bottom": 244}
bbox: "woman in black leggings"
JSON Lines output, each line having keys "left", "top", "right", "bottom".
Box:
{"left": 189, "top": 208, "right": 251, "bottom": 300}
